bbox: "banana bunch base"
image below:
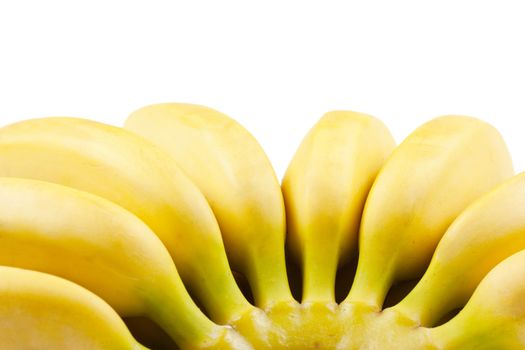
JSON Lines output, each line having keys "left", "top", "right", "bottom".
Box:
{"left": 0, "top": 103, "right": 524, "bottom": 350}
{"left": 230, "top": 302, "right": 431, "bottom": 350}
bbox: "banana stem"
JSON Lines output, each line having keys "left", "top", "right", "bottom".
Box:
{"left": 344, "top": 259, "right": 395, "bottom": 310}
{"left": 428, "top": 320, "right": 473, "bottom": 350}
{"left": 144, "top": 275, "right": 225, "bottom": 349}
{"left": 301, "top": 236, "right": 341, "bottom": 303}
{"left": 392, "top": 279, "right": 456, "bottom": 327}
{"left": 183, "top": 256, "right": 255, "bottom": 325}
{"left": 244, "top": 239, "right": 295, "bottom": 309}
{"left": 302, "top": 268, "right": 336, "bottom": 304}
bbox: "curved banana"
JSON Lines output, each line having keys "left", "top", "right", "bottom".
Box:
{"left": 282, "top": 110, "right": 395, "bottom": 303}
{"left": 393, "top": 171, "right": 525, "bottom": 326}
{"left": 0, "top": 177, "right": 248, "bottom": 349}
{"left": 0, "top": 117, "right": 251, "bottom": 325}
{"left": 0, "top": 266, "right": 146, "bottom": 350}
{"left": 346, "top": 116, "right": 513, "bottom": 309}
{"left": 431, "top": 250, "right": 525, "bottom": 350}
{"left": 125, "top": 103, "right": 292, "bottom": 308}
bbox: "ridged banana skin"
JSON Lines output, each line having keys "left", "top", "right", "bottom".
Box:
{"left": 394, "top": 171, "right": 525, "bottom": 327}
{"left": 282, "top": 111, "right": 395, "bottom": 303}
{"left": 0, "top": 117, "right": 250, "bottom": 324}
{"left": 431, "top": 250, "right": 525, "bottom": 350}
{"left": 347, "top": 116, "right": 514, "bottom": 309}
{"left": 0, "top": 266, "right": 147, "bottom": 350}
{"left": 0, "top": 177, "right": 233, "bottom": 349}
{"left": 125, "top": 103, "right": 291, "bottom": 308}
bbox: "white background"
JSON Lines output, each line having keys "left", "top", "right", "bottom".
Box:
{"left": 1, "top": 1, "right": 524, "bottom": 178}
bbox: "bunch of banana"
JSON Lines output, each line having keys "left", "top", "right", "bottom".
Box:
{"left": 1, "top": 102, "right": 525, "bottom": 349}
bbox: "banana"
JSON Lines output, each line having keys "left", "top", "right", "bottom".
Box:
{"left": 345, "top": 116, "right": 513, "bottom": 309}
{"left": 125, "top": 103, "right": 292, "bottom": 308}
{"left": 393, "top": 171, "right": 525, "bottom": 327}
{"left": 282, "top": 110, "right": 395, "bottom": 303}
{"left": 430, "top": 250, "right": 525, "bottom": 350}
{"left": 0, "top": 266, "right": 146, "bottom": 350}
{"left": 0, "top": 117, "right": 251, "bottom": 325}
{"left": 0, "top": 177, "right": 248, "bottom": 349}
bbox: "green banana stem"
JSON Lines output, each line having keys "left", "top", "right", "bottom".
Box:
{"left": 179, "top": 247, "right": 255, "bottom": 324}
{"left": 345, "top": 258, "right": 396, "bottom": 310}
{"left": 244, "top": 237, "right": 295, "bottom": 309}
{"left": 301, "top": 233, "right": 341, "bottom": 303}
{"left": 144, "top": 275, "right": 225, "bottom": 348}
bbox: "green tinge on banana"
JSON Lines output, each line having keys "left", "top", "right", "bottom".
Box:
{"left": 346, "top": 116, "right": 514, "bottom": 309}
{"left": 125, "top": 103, "right": 292, "bottom": 309}
{"left": 0, "top": 117, "right": 251, "bottom": 325}
{"left": 0, "top": 266, "right": 147, "bottom": 350}
{"left": 394, "top": 171, "right": 525, "bottom": 327}
{"left": 431, "top": 250, "right": 525, "bottom": 350}
{"left": 282, "top": 110, "right": 395, "bottom": 303}
{"left": 0, "top": 177, "right": 241, "bottom": 349}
